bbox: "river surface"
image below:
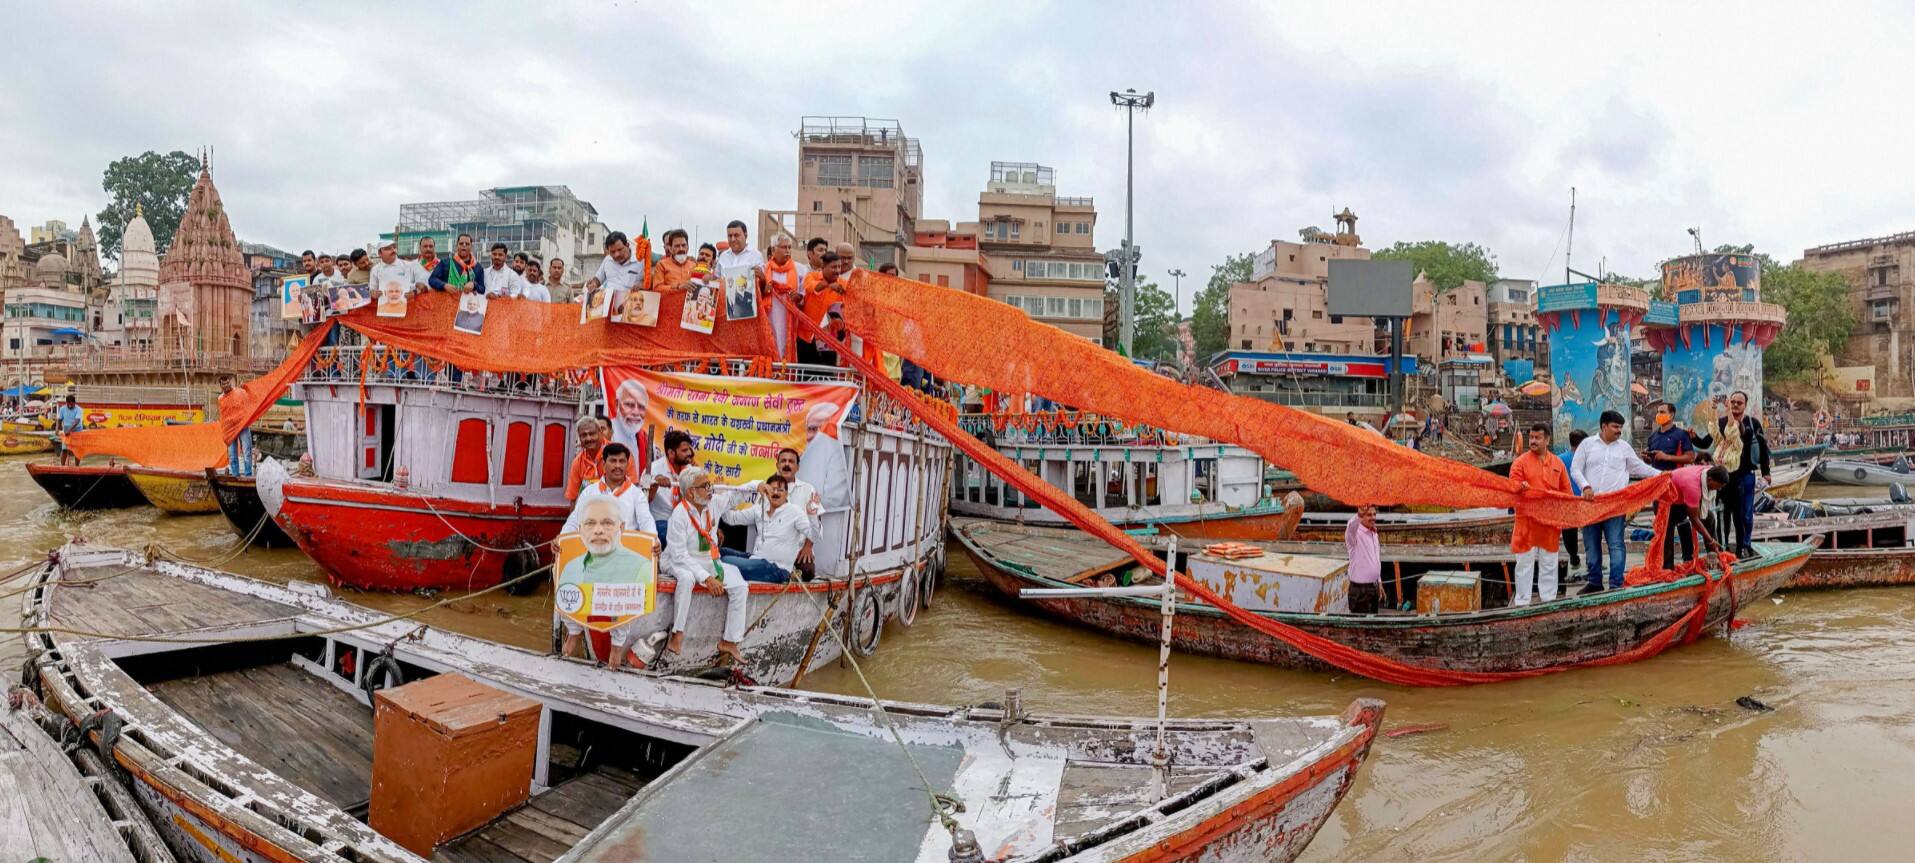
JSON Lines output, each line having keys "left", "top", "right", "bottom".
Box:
{"left": 2, "top": 461, "right": 1908, "bottom": 862}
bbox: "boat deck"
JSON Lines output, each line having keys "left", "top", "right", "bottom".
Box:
{"left": 436, "top": 769, "right": 641, "bottom": 863}
{"left": 0, "top": 707, "right": 144, "bottom": 863}
{"left": 150, "top": 663, "right": 374, "bottom": 811}
{"left": 45, "top": 565, "right": 299, "bottom": 641}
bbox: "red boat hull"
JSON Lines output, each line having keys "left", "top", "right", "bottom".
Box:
{"left": 274, "top": 479, "right": 567, "bottom": 591}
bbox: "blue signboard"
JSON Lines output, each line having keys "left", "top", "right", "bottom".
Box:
{"left": 1645, "top": 300, "right": 1679, "bottom": 326}
{"left": 1536, "top": 282, "right": 1599, "bottom": 313}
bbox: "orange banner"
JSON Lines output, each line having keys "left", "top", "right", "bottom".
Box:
{"left": 601, "top": 366, "right": 857, "bottom": 484}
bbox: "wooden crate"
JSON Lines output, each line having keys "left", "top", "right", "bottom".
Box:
{"left": 1187, "top": 551, "right": 1351, "bottom": 614}
{"left": 1416, "top": 570, "right": 1482, "bottom": 615}
{"left": 370, "top": 672, "right": 541, "bottom": 855}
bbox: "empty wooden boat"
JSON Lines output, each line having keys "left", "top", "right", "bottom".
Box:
{"left": 21, "top": 546, "right": 1384, "bottom": 863}
{"left": 124, "top": 466, "right": 221, "bottom": 514}
{"left": 2, "top": 694, "right": 176, "bottom": 862}
{"left": 25, "top": 461, "right": 147, "bottom": 509}
{"left": 954, "top": 518, "right": 1811, "bottom": 676}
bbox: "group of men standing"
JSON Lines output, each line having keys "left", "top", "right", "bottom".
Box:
{"left": 300, "top": 233, "right": 569, "bottom": 305}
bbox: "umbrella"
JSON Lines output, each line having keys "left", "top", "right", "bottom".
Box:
{"left": 1485, "top": 401, "right": 1512, "bottom": 417}
{"left": 1630, "top": 382, "right": 1650, "bottom": 396}
{"left": 1519, "top": 380, "right": 1552, "bottom": 397}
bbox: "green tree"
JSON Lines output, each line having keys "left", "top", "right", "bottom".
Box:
{"left": 1761, "top": 261, "right": 1855, "bottom": 383}
{"left": 1127, "top": 280, "right": 1179, "bottom": 363}
{"left": 1373, "top": 240, "right": 1499, "bottom": 293}
{"left": 96, "top": 150, "right": 200, "bottom": 260}
{"left": 1192, "top": 252, "right": 1254, "bottom": 360}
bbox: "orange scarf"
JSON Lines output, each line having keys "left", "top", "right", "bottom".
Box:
{"left": 764, "top": 257, "right": 801, "bottom": 296}
{"left": 677, "top": 498, "right": 723, "bottom": 576}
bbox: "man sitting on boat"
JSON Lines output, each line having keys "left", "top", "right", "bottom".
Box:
{"left": 718, "top": 473, "right": 814, "bottom": 584}
{"left": 558, "top": 494, "right": 652, "bottom": 671}
{"left": 663, "top": 467, "right": 752, "bottom": 665}
{"left": 562, "top": 443, "right": 647, "bottom": 532}
{"left": 647, "top": 429, "right": 699, "bottom": 546}
{"left": 1510, "top": 422, "right": 1572, "bottom": 605}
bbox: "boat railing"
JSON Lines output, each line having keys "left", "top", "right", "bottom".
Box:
{"left": 957, "top": 411, "right": 1222, "bottom": 448}
{"left": 301, "top": 343, "right": 589, "bottom": 401}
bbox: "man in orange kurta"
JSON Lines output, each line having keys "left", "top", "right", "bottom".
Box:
{"left": 1508, "top": 423, "right": 1572, "bottom": 605}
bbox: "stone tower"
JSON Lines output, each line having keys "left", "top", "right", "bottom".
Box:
{"left": 157, "top": 154, "right": 250, "bottom": 358}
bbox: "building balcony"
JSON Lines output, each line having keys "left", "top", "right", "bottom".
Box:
{"left": 1866, "top": 284, "right": 1900, "bottom": 302}
{"left": 1595, "top": 283, "right": 1650, "bottom": 311}
{"left": 1055, "top": 196, "right": 1095, "bottom": 210}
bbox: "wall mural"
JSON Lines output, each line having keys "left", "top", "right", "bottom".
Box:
{"left": 1548, "top": 309, "right": 1635, "bottom": 444}
{"left": 1662, "top": 322, "right": 1764, "bottom": 429}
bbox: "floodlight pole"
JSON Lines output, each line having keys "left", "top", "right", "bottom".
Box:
{"left": 1113, "top": 88, "right": 1154, "bottom": 356}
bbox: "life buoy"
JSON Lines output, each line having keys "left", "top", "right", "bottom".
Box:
{"left": 1854, "top": 467, "right": 1869, "bottom": 482}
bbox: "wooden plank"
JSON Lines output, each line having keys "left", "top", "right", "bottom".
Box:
{"left": 474, "top": 817, "right": 572, "bottom": 862}
{"left": 0, "top": 709, "right": 138, "bottom": 863}
{"left": 433, "top": 835, "right": 530, "bottom": 863}
{"left": 149, "top": 663, "right": 374, "bottom": 810}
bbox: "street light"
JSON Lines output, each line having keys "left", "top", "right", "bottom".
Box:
{"left": 1112, "top": 88, "right": 1154, "bottom": 356}
{"left": 1167, "top": 268, "right": 1186, "bottom": 319}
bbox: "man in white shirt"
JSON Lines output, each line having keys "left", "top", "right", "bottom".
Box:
{"left": 1570, "top": 409, "right": 1658, "bottom": 592}
{"left": 369, "top": 241, "right": 430, "bottom": 296}
{"left": 561, "top": 443, "right": 648, "bottom": 532}
{"left": 661, "top": 466, "right": 751, "bottom": 665}
{"left": 519, "top": 256, "right": 553, "bottom": 302}
{"left": 715, "top": 219, "right": 766, "bottom": 274}
{"left": 719, "top": 474, "right": 811, "bottom": 583}
{"left": 483, "top": 242, "right": 531, "bottom": 299}
{"left": 646, "top": 429, "right": 698, "bottom": 542}
{"left": 586, "top": 231, "right": 647, "bottom": 310}
{"left": 311, "top": 254, "right": 348, "bottom": 289}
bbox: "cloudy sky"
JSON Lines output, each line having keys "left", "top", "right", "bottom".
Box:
{"left": 6, "top": 1, "right": 1912, "bottom": 311}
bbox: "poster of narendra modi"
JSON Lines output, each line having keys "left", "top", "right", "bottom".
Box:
{"left": 553, "top": 496, "right": 659, "bottom": 635}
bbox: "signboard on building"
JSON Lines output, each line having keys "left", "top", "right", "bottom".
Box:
{"left": 1536, "top": 283, "right": 1598, "bottom": 313}
{"left": 1663, "top": 253, "right": 1760, "bottom": 303}
{"left": 1218, "top": 353, "right": 1410, "bottom": 379}
{"left": 1645, "top": 300, "right": 1679, "bottom": 326}
{"left": 1326, "top": 260, "right": 1414, "bottom": 318}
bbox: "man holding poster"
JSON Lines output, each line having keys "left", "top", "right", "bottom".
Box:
{"left": 555, "top": 494, "right": 658, "bottom": 671}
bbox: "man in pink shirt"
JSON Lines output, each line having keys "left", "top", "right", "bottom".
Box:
{"left": 1669, "top": 464, "right": 1732, "bottom": 564}
{"left": 1345, "top": 504, "right": 1383, "bottom": 614}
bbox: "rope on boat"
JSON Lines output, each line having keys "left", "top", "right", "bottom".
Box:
{"left": 3, "top": 560, "right": 554, "bottom": 645}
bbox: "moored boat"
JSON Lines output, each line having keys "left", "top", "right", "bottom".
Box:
{"left": 1754, "top": 510, "right": 1915, "bottom": 589}
{"left": 954, "top": 518, "right": 1810, "bottom": 675}
{"left": 1764, "top": 458, "right": 1817, "bottom": 500}
{"left": 0, "top": 430, "right": 55, "bottom": 455}
{"left": 124, "top": 465, "right": 220, "bottom": 514}
{"left": 1815, "top": 458, "right": 1914, "bottom": 487}
{"left": 1290, "top": 507, "right": 1512, "bottom": 545}
{"left": 25, "top": 461, "right": 147, "bottom": 509}
{"left": 21, "top": 545, "right": 1384, "bottom": 863}
{"left": 2, "top": 693, "right": 177, "bottom": 862}
{"left": 203, "top": 469, "right": 297, "bottom": 548}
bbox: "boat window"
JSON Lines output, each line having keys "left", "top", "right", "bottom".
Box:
{"left": 451, "top": 417, "right": 491, "bottom": 484}
{"left": 1021, "top": 458, "right": 1042, "bottom": 508}
{"left": 1073, "top": 460, "right": 1098, "bottom": 507}
{"left": 501, "top": 421, "right": 532, "bottom": 485}
{"left": 1194, "top": 458, "right": 1217, "bottom": 503}
{"left": 1103, "top": 461, "right": 1125, "bottom": 505}
{"left": 540, "top": 422, "right": 567, "bottom": 487}
{"left": 984, "top": 463, "right": 1001, "bottom": 506}
{"left": 1140, "top": 461, "right": 1161, "bottom": 506}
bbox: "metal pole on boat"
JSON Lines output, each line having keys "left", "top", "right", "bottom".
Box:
{"left": 1151, "top": 536, "right": 1177, "bottom": 801}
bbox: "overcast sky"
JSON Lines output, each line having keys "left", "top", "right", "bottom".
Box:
{"left": 6, "top": 1, "right": 1913, "bottom": 312}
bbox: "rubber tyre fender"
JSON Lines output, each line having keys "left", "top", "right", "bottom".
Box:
{"left": 502, "top": 547, "right": 544, "bottom": 596}
{"left": 1854, "top": 467, "right": 1869, "bottom": 482}
{"left": 895, "top": 567, "right": 920, "bottom": 628}
{"left": 920, "top": 548, "right": 943, "bottom": 611}
{"left": 849, "top": 589, "right": 883, "bottom": 656}
{"left": 360, "top": 652, "right": 405, "bottom": 703}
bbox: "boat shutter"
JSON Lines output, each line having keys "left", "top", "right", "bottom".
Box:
{"left": 540, "top": 422, "right": 567, "bottom": 488}
{"left": 501, "top": 421, "right": 532, "bottom": 485}
{"left": 451, "top": 418, "right": 491, "bottom": 484}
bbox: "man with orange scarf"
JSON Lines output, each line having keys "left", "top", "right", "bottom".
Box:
{"left": 761, "top": 233, "right": 804, "bottom": 360}
{"left": 646, "top": 228, "right": 696, "bottom": 293}
{"left": 428, "top": 232, "right": 487, "bottom": 294}
{"left": 798, "top": 251, "right": 847, "bottom": 365}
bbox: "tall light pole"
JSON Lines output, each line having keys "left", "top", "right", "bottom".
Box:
{"left": 1167, "top": 268, "right": 1186, "bottom": 319}
{"left": 1112, "top": 88, "right": 1153, "bottom": 356}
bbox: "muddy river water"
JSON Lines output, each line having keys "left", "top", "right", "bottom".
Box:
{"left": 2, "top": 461, "right": 1908, "bottom": 862}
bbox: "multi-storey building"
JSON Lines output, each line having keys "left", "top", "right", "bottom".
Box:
{"left": 1229, "top": 237, "right": 1374, "bottom": 354}
{"left": 1407, "top": 276, "right": 1488, "bottom": 363}
{"left": 1802, "top": 231, "right": 1915, "bottom": 395}
{"left": 907, "top": 220, "right": 992, "bottom": 296}
{"left": 1486, "top": 277, "right": 1547, "bottom": 380}
{"left": 759, "top": 117, "right": 922, "bottom": 269}
{"left": 384, "top": 185, "right": 607, "bottom": 278}
{"left": 975, "top": 161, "right": 1104, "bottom": 343}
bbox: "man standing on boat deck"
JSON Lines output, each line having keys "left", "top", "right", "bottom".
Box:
{"left": 1644, "top": 403, "right": 1701, "bottom": 568}
{"left": 1714, "top": 391, "right": 1771, "bottom": 560}
{"left": 1571, "top": 410, "right": 1658, "bottom": 592}
{"left": 345, "top": 249, "right": 372, "bottom": 286}
{"left": 716, "top": 220, "right": 766, "bottom": 290}
{"left": 1510, "top": 423, "right": 1572, "bottom": 605}
{"left": 558, "top": 494, "right": 652, "bottom": 670}
{"left": 55, "top": 393, "right": 84, "bottom": 466}
{"left": 585, "top": 231, "right": 646, "bottom": 310}
{"left": 563, "top": 443, "right": 647, "bottom": 533}
{"left": 546, "top": 258, "right": 568, "bottom": 300}
{"left": 647, "top": 429, "right": 698, "bottom": 545}
{"left": 217, "top": 377, "right": 255, "bottom": 477}
{"left": 565, "top": 417, "right": 605, "bottom": 501}
{"left": 429, "top": 233, "right": 486, "bottom": 294}
{"left": 662, "top": 467, "right": 752, "bottom": 665}
{"left": 415, "top": 236, "right": 441, "bottom": 278}
{"left": 518, "top": 256, "right": 552, "bottom": 302}
{"left": 1669, "top": 464, "right": 1732, "bottom": 569}
{"left": 370, "top": 241, "right": 430, "bottom": 297}
{"left": 484, "top": 243, "right": 530, "bottom": 299}
{"left": 1559, "top": 429, "right": 1586, "bottom": 570}
{"left": 1344, "top": 505, "right": 1382, "bottom": 614}
{"left": 799, "top": 252, "right": 846, "bottom": 365}
{"left": 647, "top": 229, "right": 696, "bottom": 293}
{"left": 762, "top": 233, "right": 804, "bottom": 360}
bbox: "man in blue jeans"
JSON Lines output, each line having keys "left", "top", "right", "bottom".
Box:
{"left": 218, "top": 376, "right": 254, "bottom": 476}
{"left": 1570, "top": 409, "right": 1658, "bottom": 591}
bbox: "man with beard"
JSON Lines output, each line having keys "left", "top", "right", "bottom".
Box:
{"left": 483, "top": 242, "right": 530, "bottom": 299}
{"left": 563, "top": 443, "right": 646, "bottom": 532}
{"left": 564, "top": 416, "right": 604, "bottom": 501}
{"left": 556, "top": 495, "right": 652, "bottom": 671}
{"left": 586, "top": 231, "right": 646, "bottom": 311}
{"left": 429, "top": 233, "right": 487, "bottom": 294}
{"left": 646, "top": 228, "right": 696, "bottom": 293}
{"left": 661, "top": 467, "right": 751, "bottom": 665}
{"left": 795, "top": 401, "right": 851, "bottom": 510}
{"left": 762, "top": 233, "right": 804, "bottom": 359}
{"left": 608, "top": 379, "right": 652, "bottom": 466}
{"left": 1509, "top": 424, "right": 1572, "bottom": 605}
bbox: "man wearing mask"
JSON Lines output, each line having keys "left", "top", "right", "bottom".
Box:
{"left": 1644, "top": 402, "right": 1700, "bottom": 567}
{"left": 1714, "top": 391, "right": 1772, "bottom": 559}
{"left": 647, "top": 228, "right": 696, "bottom": 293}
{"left": 429, "top": 233, "right": 486, "bottom": 294}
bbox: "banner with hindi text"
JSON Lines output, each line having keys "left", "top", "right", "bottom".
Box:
{"left": 598, "top": 367, "right": 858, "bottom": 484}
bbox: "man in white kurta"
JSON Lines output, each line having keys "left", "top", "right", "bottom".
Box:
{"left": 662, "top": 467, "right": 751, "bottom": 665}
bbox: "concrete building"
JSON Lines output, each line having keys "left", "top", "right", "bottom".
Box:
{"left": 1229, "top": 237, "right": 1374, "bottom": 354}
{"left": 1211, "top": 349, "right": 1415, "bottom": 415}
{"left": 383, "top": 186, "right": 607, "bottom": 279}
{"left": 3, "top": 266, "right": 88, "bottom": 359}
{"left": 1802, "top": 230, "right": 1915, "bottom": 396}
{"left": 1486, "top": 278, "right": 1547, "bottom": 381}
{"left": 907, "top": 219, "right": 992, "bottom": 295}
{"left": 975, "top": 161, "right": 1105, "bottom": 343}
{"left": 759, "top": 117, "right": 923, "bottom": 269}
{"left": 29, "top": 219, "right": 75, "bottom": 245}
{"left": 1407, "top": 277, "right": 1488, "bottom": 363}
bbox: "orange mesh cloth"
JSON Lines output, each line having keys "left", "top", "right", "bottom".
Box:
{"left": 65, "top": 321, "right": 338, "bottom": 470}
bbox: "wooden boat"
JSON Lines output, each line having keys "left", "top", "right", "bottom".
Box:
{"left": 1765, "top": 458, "right": 1816, "bottom": 500}
{"left": 21, "top": 545, "right": 1384, "bottom": 863}
{"left": 1290, "top": 508, "right": 1512, "bottom": 545}
{"left": 124, "top": 465, "right": 220, "bottom": 514}
{"left": 953, "top": 413, "right": 1285, "bottom": 540}
{"left": 2, "top": 695, "right": 177, "bottom": 862}
{"left": 2, "top": 415, "right": 53, "bottom": 433}
{"left": 0, "top": 430, "right": 55, "bottom": 455}
{"left": 204, "top": 469, "right": 297, "bottom": 548}
{"left": 25, "top": 461, "right": 148, "bottom": 509}
{"left": 954, "top": 518, "right": 1810, "bottom": 674}
{"left": 1754, "top": 510, "right": 1915, "bottom": 589}
{"left": 1814, "top": 458, "right": 1914, "bottom": 487}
